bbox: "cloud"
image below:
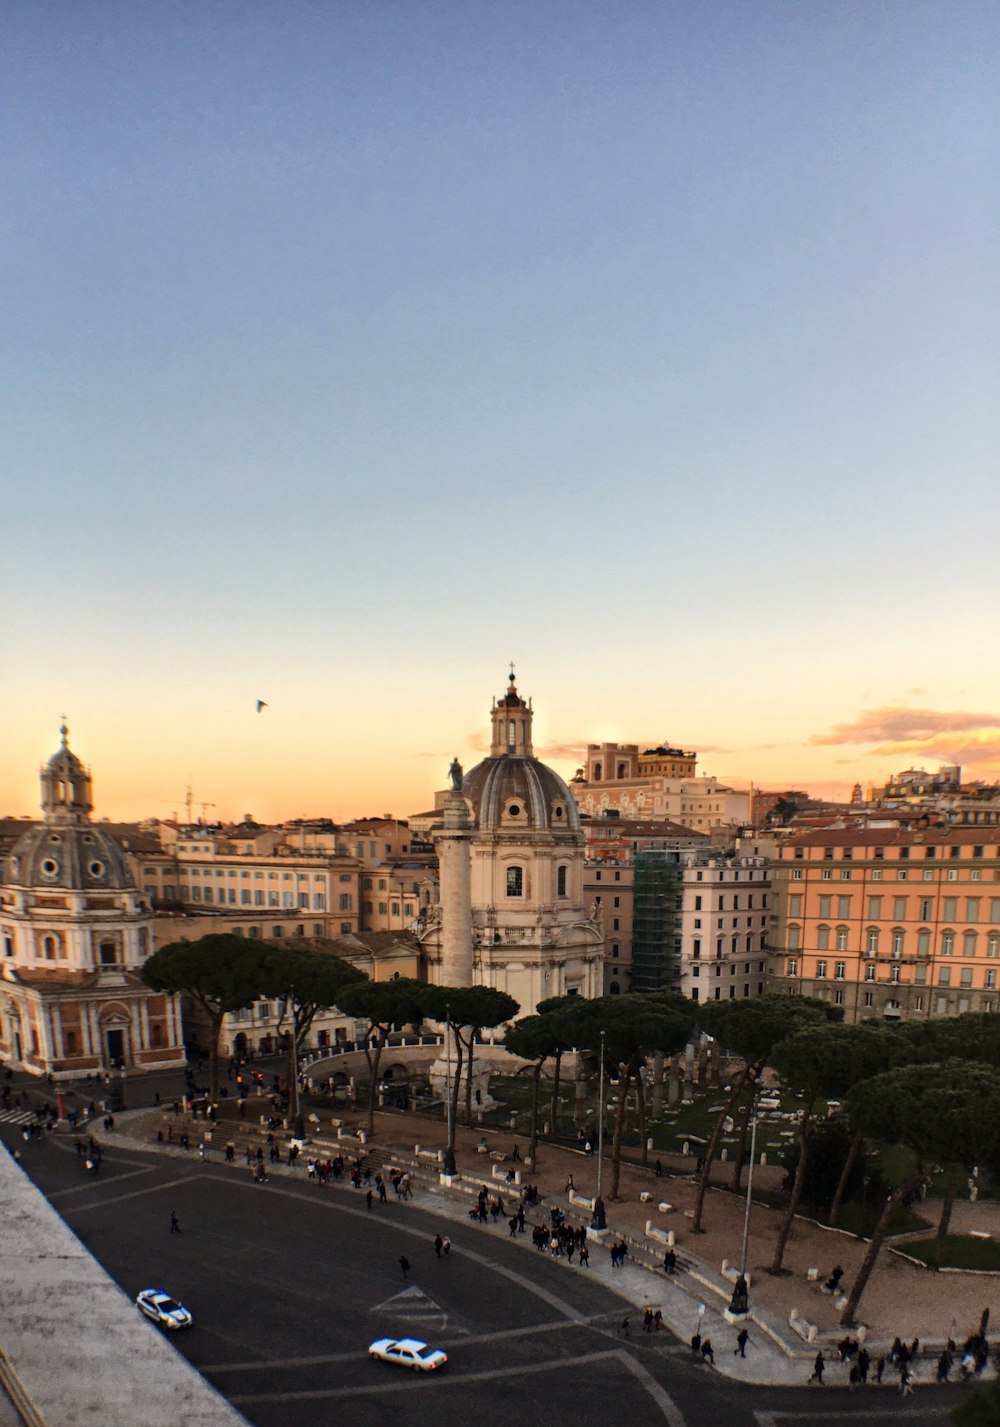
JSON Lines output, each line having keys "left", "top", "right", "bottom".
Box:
{"left": 535, "top": 741, "right": 588, "bottom": 762}
{"left": 811, "top": 708, "right": 1000, "bottom": 748}
{"left": 465, "top": 731, "right": 490, "bottom": 753}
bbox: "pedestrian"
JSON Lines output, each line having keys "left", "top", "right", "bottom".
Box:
{"left": 433, "top": 1235, "right": 443, "bottom": 1258}
{"left": 875, "top": 1357, "right": 886, "bottom": 1384}
{"left": 509, "top": 1216, "right": 518, "bottom": 1237}
{"left": 579, "top": 1243, "right": 589, "bottom": 1268}
{"left": 565, "top": 1174, "right": 574, "bottom": 1194}
{"left": 937, "top": 1350, "right": 953, "bottom": 1383}
{"left": 653, "top": 1310, "right": 662, "bottom": 1331}
{"left": 365, "top": 1189, "right": 373, "bottom": 1210}
{"left": 735, "top": 1328, "right": 749, "bottom": 1358}
{"left": 655, "top": 1158, "right": 662, "bottom": 1178}
{"left": 512, "top": 1144, "right": 520, "bottom": 1161}
{"left": 442, "top": 1236, "right": 451, "bottom": 1256}
{"left": 701, "top": 1339, "right": 714, "bottom": 1365}
{"left": 170, "top": 1211, "right": 181, "bottom": 1233}
{"left": 899, "top": 1364, "right": 913, "bottom": 1397}
{"left": 808, "top": 1351, "right": 825, "bottom": 1384}
{"left": 399, "top": 1256, "right": 410, "bottom": 1279}
{"left": 643, "top": 1309, "right": 654, "bottom": 1333}
{"left": 663, "top": 1249, "right": 676, "bottom": 1275}
{"left": 691, "top": 1332, "right": 702, "bottom": 1360}
{"left": 618, "top": 1317, "right": 630, "bottom": 1338}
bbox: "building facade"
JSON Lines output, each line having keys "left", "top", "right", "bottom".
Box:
{"left": 570, "top": 742, "right": 749, "bottom": 832}
{"left": 0, "top": 730, "right": 185, "bottom": 1078}
{"left": 768, "top": 825, "right": 1000, "bottom": 1021}
{"left": 420, "top": 675, "right": 603, "bottom": 1015}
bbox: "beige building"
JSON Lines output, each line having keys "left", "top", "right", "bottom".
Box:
{"left": 0, "top": 730, "right": 185, "bottom": 1079}
{"left": 768, "top": 824, "right": 1000, "bottom": 1022}
{"left": 570, "top": 742, "right": 750, "bottom": 831}
{"left": 420, "top": 674, "right": 603, "bottom": 1014}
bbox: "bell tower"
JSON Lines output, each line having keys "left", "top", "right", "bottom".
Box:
{"left": 40, "top": 724, "right": 93, "bottom": 826}
{"left": 489, "top": 667, "right": 533, "bottom": 758}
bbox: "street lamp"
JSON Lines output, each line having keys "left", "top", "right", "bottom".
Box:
{"left": 596, "top": 1029, "right": 606, "bottom": 1202}
{"left": 858, "top": 1174, "right": 871, "bottom": 1239}
{"left": 443, "top": 1003, "right": 456, "bottom": 1176}
{"left": 731, "top": 1085, "right": 758, "bottom": 1317}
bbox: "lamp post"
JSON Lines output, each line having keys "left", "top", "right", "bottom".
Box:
{"left": 858, "top": 1174, "right": 871, "bottom": 1239}
{"left": 443, "top": 1003, "right": 456, "bottom": 1176}
{"left": 596, "top": 1029, "right": 606, "bottom": 1202}
{"left": 731, "top": 1087, "right": 758, "bottom": 1318}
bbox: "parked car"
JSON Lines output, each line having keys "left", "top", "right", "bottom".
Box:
{"left": 135, "top": 1288, "right": 193, "bottom": 1330}
{"left": 368, "top": 1336, "right": 447, "bottom": 1371}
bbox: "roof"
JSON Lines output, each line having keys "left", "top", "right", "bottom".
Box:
{"left": 782, "top": 824, "right": 1000, "bottom": 849}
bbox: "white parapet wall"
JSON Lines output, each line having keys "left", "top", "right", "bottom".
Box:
{"left": 0, "top": 1148, "right": 247, "bottom": 1427}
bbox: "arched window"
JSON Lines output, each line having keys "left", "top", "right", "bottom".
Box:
{"left": 556, "top": 865, "right": 567, "bottom": 897}
{"left": 941, "top": 929, "right": 955, "bottom": 956}
{"left": 787, "top": 924, "right": 801, "bottom": 951}
{"left": 836, "top": 926, "right": 849, "bottom": 952}
{"left": 506, "top": 866, "right": 523, "bottom": 898}
{"left": 609, "top": 981, "right": 620, "bottom": 995}
{"left": 866, "top": 928, "right": 879, "bottom": 956}
{"left": 593, "top": 763, "right": 602, "bottom": 781}
{"left": 964, "top": 930, "right": 978, "bottom": 957}
{"left": 617, "top": 762, "right": 626, "bottom": 779}
{"left": 891, "top": 928, "right": 904, "bottom": 957}
{"left": 43, "top": 935, "right": 58, "bottom": 960}
{"left": 816, "top": 924, "right": 830, "bottom": 950}
{"left": 99, "top": 940, "right": 116, "bottom": 965}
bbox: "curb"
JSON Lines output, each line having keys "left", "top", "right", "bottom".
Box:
{"left": 0, "top": 1348, "right": 47, "bottom": 1427}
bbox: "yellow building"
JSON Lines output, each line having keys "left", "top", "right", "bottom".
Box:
{"left": 768, "top": 825, "right": 1000, "bottom": 1022}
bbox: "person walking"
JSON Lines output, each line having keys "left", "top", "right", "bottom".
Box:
{"left": 442, "top": 1236, "right": 451, "bottom": 1257}
{"left": 433, "top": 1234, "right": 443, "bottom": 1258}
{"left": 170, "top": 1211, "right": 181, "bottom": 1234}
{"left": 735, "top": 1328, "right": 749, "bottom": 1358}
{"left": 690, "top": 1332, "right": 702, "bottom": 1360}
{"left": 579, "top": 1243, "right": 589, "bottom": 1268}
{"left": 808, "top": 1351, "right": 825, "bottom": 1384}
{"left": 899, "top": 1364, "right": 914, "bottom": 1397}
{"left": 701, "top": 1339, "right": 714, "bottom": 1365}
{"left": 365, "top": 1189, "right": 373, "bottom": 1210}
{"left": 618, "top": 1317, "right": 630, "bottom": 1338}
{"left": 399, "top": 1255, "right": 410, "bottom": 1280}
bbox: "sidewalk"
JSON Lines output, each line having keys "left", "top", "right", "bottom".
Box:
{"left": 96, "top": 1103, "right": 1000, "bottom": 1390}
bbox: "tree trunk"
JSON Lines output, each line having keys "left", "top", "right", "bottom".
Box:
{"left": 934, "top": 1168, "right": 961, "bottom": 1266}
{"left": 731, "top": 1092, "right": 755, "bottom": 1191}
{"left": 550, "top": 1050, "right": 563, "bottom": 1141}
{"left": 770, "top": 1101, "right": 815, "bottom": 1274}
{"left": 363, "top": 1026, "right": 386, "bottom": 1136}
{"left": 448, "top": 1028, "right": 464, "bottom": 1162}
{"left": 692, "top": 1067, "right": 749, "bottom": 1232}
{"left": 828, "top": 1129, "right": 865, "bottom": 1226}
{"left": 465, "top": 1028, "right": 475, "bottom": 1128}
{"left": 609, "top": 1066, "right": 630, "bottom": 1200}
{"left": 286, "top": 1017, "right": 299, "bottom": 1122}
{"left": 208, "top": 1007, "right": 224, "bottom": 1106}
{"left": 636, "top": 1066, "right": 648, "bottom": 1168}
{"left": 840, "top": 1174, "right": 924, "bottom": 1325}
{"left": 529, "top": 1062, "right": 542, "bottom": 1166}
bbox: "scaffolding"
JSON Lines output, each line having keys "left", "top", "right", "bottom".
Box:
{"left": 631, "top": 849, "right": 682, "bottom": 992}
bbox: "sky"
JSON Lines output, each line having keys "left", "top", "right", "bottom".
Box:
{"left": 2, "top": 2, "right": 998, "bottom": 823}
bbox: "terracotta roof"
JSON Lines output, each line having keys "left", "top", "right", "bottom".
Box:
{"left": 783, "top": 825, "right": 1000, "bottom": 849}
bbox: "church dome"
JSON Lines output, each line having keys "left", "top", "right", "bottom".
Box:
{"left": 4, "top": 822, "right": 135, "bottom": 893}
{"left": 459, "top": 673, "right": 581, "bottom": 833}
{"left": 462, "top": 757, "right": 580, "bottom": 832}
{"left": 3, "top": 726, "right": 134, "bottom": 892}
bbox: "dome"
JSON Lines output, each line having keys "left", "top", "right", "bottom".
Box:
{"left": 462, "top": 756, "right": 581, "bottom": 833}
{"left": 4, "top": 822, "right": 135, "bottom": 892}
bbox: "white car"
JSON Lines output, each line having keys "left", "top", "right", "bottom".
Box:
{"left": 136, "top": 1288, "right": 193, "bottom": 1330}
{"left": 368, "top": 1336, "right": 447, "bottom": 1371}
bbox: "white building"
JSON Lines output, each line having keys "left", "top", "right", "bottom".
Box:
{"left": 419, "top": 674, "right": 603, "bottom": 1015}
{"left": 680, "top": 854, "right": 771, "bottom": 1005}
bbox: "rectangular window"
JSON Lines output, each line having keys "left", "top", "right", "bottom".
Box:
{"left": 867, "top": 896, "right": 882, "bottom": 919}
{"left": 896, "top": 869, "right": 908, "bottom": 881}
{"left": 944, "top": 898, "right": 958, "bottom": 921}
{"left": 378, "top": 902, "right": 387, "bottom": 914}
{"left": 939, "top": 966, "right": 951, "bottom": 986}
{"left": 788, "top": 895, "right": 802, "bottom": 917}
{"left": 506, "top": 866, "right": 523, "bottom": 897}
{"left": 791, "top": 869, "right": 803, "bottom": 881}
{"left": 840, "top": 869, "right": 852, "bottom": 881}
{"left": 967, "top": 898, "right": 981, "bottom": 923}
{"left": 835, "top": 961, "right": 846, "bottom": 980}
{"left": 821, "top": 869, "right": 832, "bottom": 881}
{"left": 816, "top": 960, "right": 827, "bottom": 978}
{"left": 817, "top": 926, "right": 829, "bottom": 950}
{"left": 987, "top": 970, "right": 997, "bottom": 990}
{"left": 871, "top": 868, "right": 882, "bottom": 881}
{"left": 838, "top": 896, "right": 851, "bottom": 918}
{"left": 917, "top": 929, "right": 930, "bottom": 958}
{"left": 787, "top": 958, "right": 798, "bottom": 976}
{"left": 865, "top": 963, "right": 876, "bottom": 981}
{"left": 864, "top": 991, "right": 874, "bottom": 1007}
{"left": 834, "top": 989, "right": 844, "bottom": 1005}
{"left": 338, "top": 893, "right": 352, "bottom": 911}
{"left": 961, "top": 968, "right": 973, "bottom": 989}
{"left": 919, "top": 898, "right": 933, "bottom": 921}
{"left": 893, "top": 897, "right": 907, "bottom": 920}
{"left": 991, "top": 900, "right": 1000, "bottom": 924}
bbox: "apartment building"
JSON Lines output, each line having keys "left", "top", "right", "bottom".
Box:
{"left": 768, "top": 825, "right": 1000, "bottom": 1022}
{"left": 570, "top": 742, "right": 749, "bottom": 831}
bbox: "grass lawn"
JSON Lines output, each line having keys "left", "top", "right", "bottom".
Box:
{"left": 894, "top": 1234, "right": 1000, "bottom": 1271}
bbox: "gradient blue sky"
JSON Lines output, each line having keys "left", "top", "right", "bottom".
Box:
{"left": 3, "top": 2, "right": 998, "bottom": 822}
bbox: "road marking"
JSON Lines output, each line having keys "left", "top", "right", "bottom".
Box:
{"left": 614, "top": 1350, "right": 688, "bottom": 1427}
{"left": 204, "top": 1316, "right": 609, "bottom": 1374}
{"left": 754, "top": 1407, "right": 948, "bottom": 1425}
{"left": 57, "top": 1173, "right": 202, "bottom": 1211}
{"left": 48, "top": 1166, "right": 156, "bottom": 1198}
{"left": 230, "top": 1348, "right": 626, "bottom": 1403}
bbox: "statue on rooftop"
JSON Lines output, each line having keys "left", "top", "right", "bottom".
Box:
{"left": 448, "top": 757, "right": 463, "bottom": 791}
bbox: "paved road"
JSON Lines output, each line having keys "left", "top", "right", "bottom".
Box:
{"left": 4, "top": 1121, "right": 972, "bottom": 1427}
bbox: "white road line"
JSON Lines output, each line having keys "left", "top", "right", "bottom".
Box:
{"left": 57, "top": 1173, "right": 202, "bottom": 1210}
{"left": 755, "top": 1405, "right": 948, "bottom": 1424}
{"left": 615, "top": 1350, "right": 689, "bottom": 1427}
{"left": 204, "top": 1316, "right": 609, "bottom": 1374}
{"left": 48, "top": 1166, "right": 156, "bottom": 1198}
{"left": 231, "top": 1349, "right": 625, "bottom": 1404}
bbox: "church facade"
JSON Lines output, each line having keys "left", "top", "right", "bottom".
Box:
{"left": 419, "top": 676, "right": 603, "bottom": 1016}
{"left": 0, "top": 729, "right": 186, "bottom": 1079}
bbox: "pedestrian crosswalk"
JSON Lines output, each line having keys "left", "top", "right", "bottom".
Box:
{"left": 0, "top": 1109, "right": 39, "bottom": 1126}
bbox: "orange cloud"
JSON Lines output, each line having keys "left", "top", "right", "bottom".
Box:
{"left": 811, "top": 708, "right": 1000, "bottom": 747}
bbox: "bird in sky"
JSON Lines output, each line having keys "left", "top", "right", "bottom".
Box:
{"left": 256, "top": 700, "right": 268, "bottom": 713}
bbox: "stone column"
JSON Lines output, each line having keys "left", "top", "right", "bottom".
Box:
{"left": 435, "top": 791, "right": 474, "bottom": 988}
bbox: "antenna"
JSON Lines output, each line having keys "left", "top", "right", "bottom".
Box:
{"left": 185, "top": 780, "right": 193, "bottom": 825}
